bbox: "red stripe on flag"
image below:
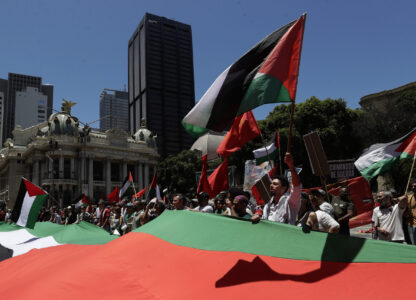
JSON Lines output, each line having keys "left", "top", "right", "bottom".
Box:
{"left": 395, "top": 130, "right": 416, "bottom": 156}
{"left": 23, "top": 178, "right": 46, "bottom": 197}
{"left": 258, "top": 15, "right": 305, "bottom": 101}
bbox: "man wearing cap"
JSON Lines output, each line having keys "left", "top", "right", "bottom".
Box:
{"left": 193, "top": 192, "right": 213, "bottom": 213}
{"left": 252, "top": 153, "right": 302, "bottom": 225}
{"left": 309, "top": 189, "right": 335, "bottom": 218}
{"left": 304, "top": 191, "right": 340, "bottom": 233}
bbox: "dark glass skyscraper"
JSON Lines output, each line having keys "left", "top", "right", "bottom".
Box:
{"left": 128, "top": 13, "right": 195, "bottom": 158}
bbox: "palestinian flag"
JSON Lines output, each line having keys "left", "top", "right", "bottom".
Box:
{"left": 119, "top": 172, "right": 133, "bottom": 198}
{"left": 0, "top": 221, "right": 116, "bottom": 261}
{"left": 354, "top": 128, "right": 416, "bottom": 180}
{"left": 1, "top": 210, "right": 416, "bottom": 299}
{"left": 182, "top": 14, "right": 306, "bottom": 138}
{"left": 253, "top": 131, "right": 280, "bottom": 165}
{"left": 11, "top": 178, "right": 48, "bottom": 229}
{"left": 74, "top": 194, "right": 89, "bottom": 208}
{"left": 147, "top": 171, "right": 161, "bottom": 201}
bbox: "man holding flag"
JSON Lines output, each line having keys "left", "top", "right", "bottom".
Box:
{"left": 252, "top": 152, "right": 301, "bottom": 225}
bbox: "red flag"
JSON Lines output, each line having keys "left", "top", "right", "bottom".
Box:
{"left": 217, "top": 111, "right": 261, "bottom": 158}
{"left": 251, "top": 185, "right": 265, "bottom": 205}
{"left": 197, "top": 155, "right": 213, "bottom": 197}
{"left": 132, "top": 188, "right": 146, "bottom": 199}
{"left": 208, "top": 158, "right": 229, "bottom": 197}
{"left": 107, "top": 186, "right": 120, "bottom": 204}
{"left": 268, "top": 164, "right": 277, "bottom": 178}
{"left": 129, "top": 171, "right": 133, "bottom": 182}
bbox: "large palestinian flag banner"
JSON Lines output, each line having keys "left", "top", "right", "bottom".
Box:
{"left": 182, "top": 14, "right": 306, "bottom": 138}
{"left": 0, "top": 221, "right": 116, "bottom": 261}
{"left": 1, "top": 210, "right": 416, "bottom": 299}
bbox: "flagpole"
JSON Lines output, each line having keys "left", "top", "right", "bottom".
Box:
{"left": 405, "top": 151, "right": 416, "bottom": 195}
{"left": 131, "top": 179, "right": 138, "bottom": 201}
{"left": 287, "top": 13, "right": 306, "bottom": 153}
{"left": 277, "top": 131, "right": 283, "bottom": 176}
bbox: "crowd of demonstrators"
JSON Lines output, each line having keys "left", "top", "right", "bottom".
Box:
{"left": 0, "top": 153, "right": 414, "bottom": 246}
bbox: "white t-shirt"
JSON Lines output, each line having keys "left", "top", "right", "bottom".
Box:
{"left": 372, "top": 204, "right": 405, "bottom": 241}
{"left": 195, "top": 205, "right": 213, "bottom": 213}
{"left": 262, "top": 184, "right": 302, "bottom": 225}
{"left": 315, "top": 210, "right": 339, "bottom": 232}
{"left": 319, "top": 202, "right": 335, "bottom": 218}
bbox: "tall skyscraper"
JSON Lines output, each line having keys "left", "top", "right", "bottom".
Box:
{"left": 0, "top": 73, "right": 53, "bottom": 144}
{"left": 128, "top": 13, "right": 195, "bottom": 158}
{"left": 99, "top": 89, "right": 129, "bottom": 132}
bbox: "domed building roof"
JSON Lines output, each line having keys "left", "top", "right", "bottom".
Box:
{"left": 48, "top": 112, "right": 79, "bottom": 136}
{"left": 133, "top": 119, "right": 157, "bottom": 148}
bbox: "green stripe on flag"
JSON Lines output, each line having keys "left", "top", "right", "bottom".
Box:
{"left": 256, "top": 149, "right": 277, "bottom": 165}
{"left": 181, "top": 121, "right": 209, "bottom": 139}
{"left": 26, "top": 194, "right": 48, "bottom": 229}
{"left": 360, "top": 152, "right": 414, "bottom": 180}
{"left": 136, "top": 210, "right": 416, "bottom": 263}
{"left": 237, "top": 74, "right": 292, "bottom": 115}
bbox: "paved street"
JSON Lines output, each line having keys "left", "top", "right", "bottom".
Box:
{"left": 350, "top": 224, "right": 373, "bottom": 239}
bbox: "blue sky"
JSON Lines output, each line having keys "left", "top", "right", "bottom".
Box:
{"left": 1, "top": 0, "right": 415, "bottom": 127}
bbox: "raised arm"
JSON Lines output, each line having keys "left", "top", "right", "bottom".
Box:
{"left": 285, "top": 152, "right": 300, "bottom": 187}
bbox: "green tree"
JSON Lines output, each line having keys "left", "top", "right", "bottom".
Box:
{"left": 354, "top": 89, "right": 416, "bottom": 145}
{"left": 157, "top": 150, "right": 201, "bottom": 197}
{"left": 234, "top": 97, "right": 362, "bottom": 187}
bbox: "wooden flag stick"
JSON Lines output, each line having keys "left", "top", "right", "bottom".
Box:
{"left": 287, "top": 13, "right": 306, "bottom": 153}
{"left": 405, "top": 152, "right": 416, "bottom": 195}
{"left": 287, "top": 102, "right": 296, "bottom": 153}
{"left": 130, "top": 173, "right": 137, "bottom": 200}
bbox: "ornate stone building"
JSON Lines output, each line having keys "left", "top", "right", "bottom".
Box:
{"left": 359, "top": 81, "right": 416, "bottom": 110}
{"left": 0, "top": 102, "right": 159, "bottom": 208}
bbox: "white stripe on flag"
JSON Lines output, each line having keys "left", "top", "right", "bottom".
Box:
{"left": 182, "top": 67, "right": 230, "bottom": 128}
{"left": 354, "top": 142, "right": 400, "bottom": 171}
{"left": 11, "top": 236, "right": 61, "bottom": 257}
{"left": 16, "top": 192, "right": 36, "bottom": 227}
{"left": 156, "top": 185, "right": 161, "bottom": 201}
{"left": 253, "top": 143, "right": 277, "bottom": 159}
{"left": 0, "top": 229, "right": 37, "bottom": 248}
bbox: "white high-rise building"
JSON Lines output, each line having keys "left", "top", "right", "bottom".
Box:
{"left": 100, "top": 89, "right": 129, "bottom": 132}
{"left": 14, "top": 86, "right": 48, "bottom": 129}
